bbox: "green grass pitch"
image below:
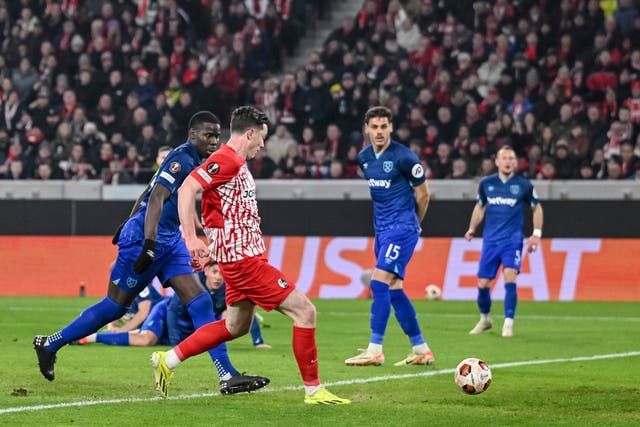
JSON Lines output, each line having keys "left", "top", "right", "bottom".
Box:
{"left": 1, "top": 297, "right": 639, "bottom": 426}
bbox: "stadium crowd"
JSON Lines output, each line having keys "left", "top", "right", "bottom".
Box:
{"left": 1, "top": 0, "right": 639, "bottom": 182}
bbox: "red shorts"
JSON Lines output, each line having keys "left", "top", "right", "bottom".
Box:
{"left": 219, "top": 256, "right": 296, "bottom": 311}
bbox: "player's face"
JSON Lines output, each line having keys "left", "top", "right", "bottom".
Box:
{"left": 204, "top": 264, "right": 224, "bottom": 290}
{"left": 246, "top": 123, "right": 268, "bottom": 160}
{"left": 192, "top": 122, "right": 222, "bottom": 158}
{"left": 365, "top": 117, "right": 392, "bottom": 152}
{"left": 495, "top": 149, "right": 517, "bottom": 177}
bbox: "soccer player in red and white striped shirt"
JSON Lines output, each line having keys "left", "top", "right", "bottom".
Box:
{"left": 150, "top": 106, "right": 349, "bottom": 405}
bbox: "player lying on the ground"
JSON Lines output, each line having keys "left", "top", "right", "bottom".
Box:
{"left": 78, "top": 264, "right": 271, "bottom": 349}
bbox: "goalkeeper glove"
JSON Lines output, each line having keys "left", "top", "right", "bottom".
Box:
{"left": 133, "top": 239, "right": 156, "bottom": 274}
{"left": 111, "top": 221, "right": 126, "bottom": 245}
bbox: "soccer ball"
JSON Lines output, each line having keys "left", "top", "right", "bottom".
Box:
{"left": 424, "top": 284, "right": 442, "bottom": 300}
{"left": 454, "top": 358, "right": 492, "bottom": 394}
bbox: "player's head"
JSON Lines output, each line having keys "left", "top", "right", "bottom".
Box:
{"left": 203, "top": 261, "right": 224, "bottom": 291}
{"left": 155, "top": 145, "right": 172, "bottom": 167}
{"left": 364, "top": 106, "right": 393, "bottom": 151}
{"left": 188, "top": 111, "right": 222, "bottom": 158}
{"left": 230, "top": 106, "right": 269, "bottom": 160}
{"left": 495, "top": 145, "right": 517, "bottom": 177}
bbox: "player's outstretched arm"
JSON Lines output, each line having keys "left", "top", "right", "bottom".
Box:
{"left": 178, "top": 175, "right": 209, "bottom": 259}
{"left": 133, "top": 184, "right": 172, "bottom": 274}
{"left": 465, "top": 204, "right": 486, "bottom": 240}
{"left": 525, "top": 203, "right": 544, "bottom": 253}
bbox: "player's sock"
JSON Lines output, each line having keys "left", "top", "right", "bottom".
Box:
{"left": 369, "top": 280, "right": 391, "bottom": 345}
{"left": 187, "top": 292, "right": 238, "bottom": 378}
{"left": 45, "top": 297, "right": 128, "bottom": 352}
{"left": 250, "top": 316, "right": 264, "bottom": 346}
{"left": 174, "top": 319, "right": 234, "bottom": 362}
{"left": 366, "top": 343, "right": 383, "bottom": 354}
{"left": 390, "top": 289, "right": 426, "bottom": 346}
{"left": 477, "top": 287, "right": 492, "bottom": 315}
{"left": 95, "top": 331, "right": 130, "bottom": 346}
{"left": 292, "top": 326, "right": 320, "bottom": 387}
{"left": 85, "top": 333, "right": 97, "bottom": 343}
{"left": 504, "top": 282, "right": 517, "bottom": 319}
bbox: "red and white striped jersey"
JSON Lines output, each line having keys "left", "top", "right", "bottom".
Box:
{"left": 190, "top": 144, "right": 265, "bottom": 263}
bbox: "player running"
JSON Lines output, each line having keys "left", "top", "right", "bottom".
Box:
{"left": 33, "top": 112, "right": 269, "bottom": 394}
{"left": 465, "top": 145, "right": 544, "bottom": 337}
{"left": 345, "top": 106, "right": 435, "bottom": 367}
{"left": 150, "top": 106, "right": 349, "bottom": 404}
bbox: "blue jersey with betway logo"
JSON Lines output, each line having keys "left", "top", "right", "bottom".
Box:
{"left": 124, "top": 141, "right": 201, "bottom": 244}
{"left": 477, "top": 173, "right": 539, "bottom": 243}
{"left": 358, "top": 140, "right": 426, "bottom": 232}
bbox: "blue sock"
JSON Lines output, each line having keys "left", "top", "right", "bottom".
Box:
{"left": 96, "top": 332, "right": 130, "bottom": 346}
{"left": 477, "top": 287, "right": 492, "bottom": 314}
{"left": 390, "top": 289, "right": 425, "bottom": 346}
{"left": 250, "top": 316, "right": 264, "bottom": 346}
{"left": 46, "top": 297, "right": 128, "bottom": 352}
{"left": 504, "top": 282, "right": 517, "bottom": 318}
{"left": 187, "top": 291, "right": 238, "bottom": 379}
{"left": 369, "top": 280, "right": 391, "bottom": 344}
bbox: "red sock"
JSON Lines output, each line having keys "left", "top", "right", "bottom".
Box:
{"left": 292, "top": 326, "right": 320, "bottom": 386}
{"left": 175, "top": 320, "right": 233, "bottom": 361}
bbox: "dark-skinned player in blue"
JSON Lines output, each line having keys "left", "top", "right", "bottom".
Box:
{"left": 33, "top": 111, "right": 269, "bottom": 394}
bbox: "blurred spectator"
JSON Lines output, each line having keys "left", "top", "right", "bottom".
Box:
{"left": 265, "top": 124, "right": 297, "bottom": 165}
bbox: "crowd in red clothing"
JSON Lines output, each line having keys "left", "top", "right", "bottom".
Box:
{"left": 1, "top": 1, "right": 639, "bottom": 182}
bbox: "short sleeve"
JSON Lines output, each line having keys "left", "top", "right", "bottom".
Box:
{"left": 525, "top": 180, "right": 539, "bottom": 207}
{"left": 154, "top": 152, "right": 192, "bottom": 194}
{"left": 190, "top": 148, "right": 242, "bottom": 191}
{"left": 477, "top": 179, "right": 487, "bottom": 206}
{"left": 399, "top": 149, "right": 426, "bottom": 186}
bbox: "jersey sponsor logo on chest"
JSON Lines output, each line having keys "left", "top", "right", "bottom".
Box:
{"left": 486, "top": 196, "right": 517, "bottom": 207}
{"left": 368, "top": 178, "right": 391, "bottom": 189}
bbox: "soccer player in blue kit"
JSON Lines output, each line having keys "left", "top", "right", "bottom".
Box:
{"left": 465, "top": 145, "right": 544, "bottom": 337}
{"left": 345, "top": 106, "right": 435, "bottom": 366}
{"left": 33, "top": 111, "right": 269, "bottom": 394}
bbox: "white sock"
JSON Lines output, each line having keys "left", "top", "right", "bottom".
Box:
{"left": 86, "top": 333, "right": 97, "bottom": 343}
{"left": 481, "top": 313, "right": 491, "bottom": 322}
{"left": 305, "top": 384, "right": 322, "bottom": 396}
{"left": 412, "top": 343, "right": 430, "bottom": 354}
{"left": 367, "top": 343, "right": 383, "bottom": 354}
{"left": 504, "top": 318, "right": 514, "bottom": 328}
{"left": 165, "top": 349, "right": 181, "bottom": 370}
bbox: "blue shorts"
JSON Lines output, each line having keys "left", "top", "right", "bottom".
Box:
{"left": 477, "top": 240, "right": 523, "bottom": 279}
{"left": 110, "top": 237, "right": 194, "bottom": 295}
{"left": 165, "top": 295, "right": 196, "bottom": 345}
{"left": 139, "top": 298, "right": 170, "bottom": 345}
{"left": 374, "top": 228, "right": 419, "bottom": 280}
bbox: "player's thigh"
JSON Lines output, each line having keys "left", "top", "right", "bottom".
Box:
{"left": 499, "top": 241, "right": 523, "bottom": 276}
{"left": 277, "top": 288, "right": 316, "bottom": 327}
{"left": 477, "top": 241, "right": 502, "bottom": 280}
{"left": 110, "top": 241, "right": 161, "bottom": 297}
{"left": 157, "top": 240, "right": 202, "bottom": 303}
{"left": 374, "top": 229, "right": 419, "bottom": 280}
{"left": 225, "top": 300, "right": 256, "bottom": 336}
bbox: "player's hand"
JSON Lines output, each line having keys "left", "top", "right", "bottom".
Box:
{"left": 189, "top": 254, "right": 212, "bottom": 272}
{"left": 526, "top": 235, "right": 541, "bottom": 253}
{"left": 185, "top": 236, "right": 210, "bottom": 260}
{"left": 133, "top": 239, "right": 157, "bottom": 274}
{"left": 111, "top": 221, "right": 126, "bottom": 245}
{"left": 464, "top": 229, "right": 475, "bottom": 241}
